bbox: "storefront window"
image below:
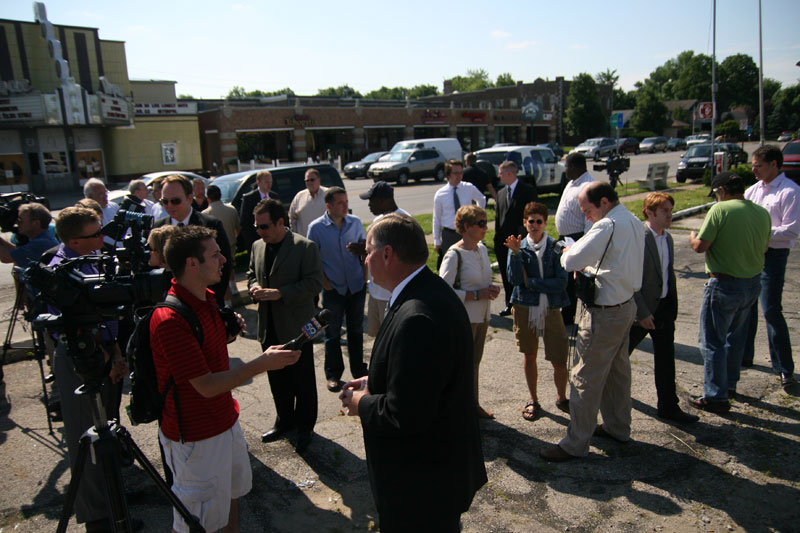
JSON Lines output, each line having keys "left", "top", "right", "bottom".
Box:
{"left": 413, "top": 127, "right": 449, "bottom": 139}
{"left": 42, "top": 151, "right": 68, "bottom": 174}
{"left": 456, "top": 127, "right": 487, "bottom": 153}
{"left": 237, "top": 131, "right": 293, "bottom": 163}
{"left": 0, "top": 154, "right": 26, "bottom": 185}
{"left": 75, "top": 150, "right": 104, "bottom": 180}
{"left": 495, "top": 126, "right": 519, "bottom": 145}
{"left": 365, "top": 128, "right": 404, "bottom": 154}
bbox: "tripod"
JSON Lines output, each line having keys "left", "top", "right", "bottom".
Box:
{"left": 1, "top": 271, "right": 55, "bottom": 432}
{"left": 57, "top": 381, "right": 205, "bottom": 533}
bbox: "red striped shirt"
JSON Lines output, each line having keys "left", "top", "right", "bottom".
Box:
{"left": 151, "top": 281, "right": 237, "bottom": 442}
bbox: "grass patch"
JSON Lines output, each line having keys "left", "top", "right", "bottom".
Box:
{"left": 623, "top": 187, "right": 712, "bottom": 221}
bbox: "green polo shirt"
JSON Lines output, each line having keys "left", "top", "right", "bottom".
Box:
{"left": 697, "top": 199, "right": 771, "bottom": 278}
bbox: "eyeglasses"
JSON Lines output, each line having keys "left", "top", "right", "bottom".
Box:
{"left": 76, "top": 230, "right": 102, "bottom": 239}
{"left": 526, "top": 218, "right": 546, "bottom": 225}
{"left": 161, "top": 197, "right": 184, "bottom": 206}
{"left": 254, "top": 222, "right": 272, "bottom": 230}
{"left": 473, "top": 220, "right": 488, "bottom": 228}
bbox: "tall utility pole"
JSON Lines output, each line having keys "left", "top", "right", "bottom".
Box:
{"left": 711, "top": 0, "right": 717, "bottom": 176}
{"left": 758, "top": 0, "right": 765, "bottom": 146}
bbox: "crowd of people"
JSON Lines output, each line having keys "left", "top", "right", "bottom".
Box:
{"left": 0, "top": 143, "right": 796, "bottom": 531}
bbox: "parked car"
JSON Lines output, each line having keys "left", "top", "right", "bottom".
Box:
{"left": 686, "top": 133, "right": 711, "bottom": 147}
{"left": 390, "top": 138, "right": 463, "bottom": 161}
{"left": 722, "top": 143, "right": 748, "bottom": 166}
{"left": 343, "top": 151, "right": 388, "bottom": 179}
{"left": 570, "top": 137, "right": 618, "bottom": 160}
{"left": 777, "top": 131, "right": 794, "bottom": 142}
{"left": 667, "top": 137, "right": 687, "bottom": 151}
{"left": 475, "top": 145, "right": 566, "bottom": 193}
{"left": 366, "top": 148, "right": 446, "bottom": 185}
{"left": 210, "top": 164, "right": 344, "bottom": 210}
{"left": 781, "top": 140, "right": 800, "bottom": 185}
{"left": 538, "top": 142, "right": 564, "bottom": 159}
{"left": 616, "top": 137, "right": 640, "bottom": 155}
{"left": 676, "top": 143, "right": 716, "bottom": 182}
{"left": 639, "top": 136, "right": 668, "bottom": 153}
{"left": 108, "top": 170, "right": 208, "bottom": 203}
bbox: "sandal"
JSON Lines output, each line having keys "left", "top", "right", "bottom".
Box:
{"left": 522, "top": 401, "right": 541, "bottom": 421}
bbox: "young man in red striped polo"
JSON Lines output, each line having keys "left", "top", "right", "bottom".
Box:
{"left": 151, "top": 225, "right": 300, "bottom": 533}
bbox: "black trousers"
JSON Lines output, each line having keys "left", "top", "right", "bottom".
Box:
{"left": 494, "top": 241, "right": 512, "bottom": 307}
{"left": 559, "top": 231, "right": 584, "bottom": 326}
{"left": 262, "top": 341, "right": 317, "bottom": 432}
{"left": 379, "top": 511, "right": 461, "bottom": 533}
{"left": 437, "top": 227, "right": 461, "bottom": 269}
{"left": 627, "top": 297, "right": 679, "bottom": 413}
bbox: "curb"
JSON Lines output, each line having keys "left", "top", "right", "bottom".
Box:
{"left": 672, "top": 202, "right": 715, "bottom": 221}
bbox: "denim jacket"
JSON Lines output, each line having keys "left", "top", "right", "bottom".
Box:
{"left": 507, "top": 235, "right": 570, "bottom": 309}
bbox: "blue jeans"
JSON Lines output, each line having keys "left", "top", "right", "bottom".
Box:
{"left": 322, "top": 287, "right": 367, "bottom": 381}
{"left": 698, "top": 275, "right": 761, "bottom": 401}
{"left": 744, "top": 248, "right": 793, "bottom": 374}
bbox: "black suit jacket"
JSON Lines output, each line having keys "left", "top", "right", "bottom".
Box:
{"left": 358, "top": 267, "right": 487, "bottom": 517}
{"left": 494, "top": 180, "right": 536, "bottom": 244}
{"left": 632, "top": 223, "right": 678, "bottom": 323}
{"left": 239, "top": 188, "right": 280, "bottom": 252}
{"left": 154, "top": 210, "right": 233, "bottom": 303}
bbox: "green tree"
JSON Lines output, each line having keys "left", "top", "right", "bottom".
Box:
{"left": 364, "top": 86, "right": 408, "bottom": 99}
{"left": 767, "top": 83, "right": 800, "bottom": 136}
{"left": 495, "top": 72, "right": 515, "bottom": 87}
{"left": 613, "top": 87, "right": 637, "bottom": 109}
{"left": 226, "top": 85, "right": 247, "bottom": 99}
{"left": 595, "top": 68, "right": 619, "bottom": 88}
{"left": 177, "top": 93, "right": 194, "bottom": 99}
{"left": 716, "top": 119, "right": 741, "bottom": 139}
{"left": 407, "top": 84, "right": 439, "bottom": 98}
{"left": 225, "top": 86, "right": 294, "bottom": 99}
{"left": 718, "top": 53, "right": 759, "bottom": 111}
{"left": 565, "top": 73, "right": 606, "bottom": 139}
{"left": 631, "top": 83, "right": 669, "bottom": 134}
{"left": 450, "top": 69, "right": 492, "bottom": 92}
{"left": 315, "top": 85, "right": 363, "bottom": 98}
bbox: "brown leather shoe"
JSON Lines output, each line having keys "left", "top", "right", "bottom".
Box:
{"left": 539, "top": 445, "right": 576, "bottom": 462}
{"left": 593, "top": 424, "right": 629, "bottom": 443}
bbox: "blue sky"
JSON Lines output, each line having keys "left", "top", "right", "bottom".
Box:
{"left": 5, "top": 0, "right": 799, "bottom": 98}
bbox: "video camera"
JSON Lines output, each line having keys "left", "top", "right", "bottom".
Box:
{"left": 0, "top": 192, "right": 51, "bottom": 239}
{"left": 593, "top": 154, "right": 630, "bottom": 188}
{"left": 102, "top": 209, "right": 154, "bottom": 275}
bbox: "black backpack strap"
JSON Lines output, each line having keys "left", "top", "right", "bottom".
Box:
{"left": 156, "top": 294, "right": 204, "bottom": 443}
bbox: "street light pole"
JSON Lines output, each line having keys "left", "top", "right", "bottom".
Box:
{"left": 758, "top": 0, "right": 765, "bottom": 146}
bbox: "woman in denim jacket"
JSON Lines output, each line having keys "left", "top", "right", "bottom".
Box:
{"left": 505, "top": 201, "right": 570, "bottom": 421}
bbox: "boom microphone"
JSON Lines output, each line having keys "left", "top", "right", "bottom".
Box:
{"left": 282, "top": 309, "right": 332, "bottom": 350}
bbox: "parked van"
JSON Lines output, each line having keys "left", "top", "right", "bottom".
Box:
{"left": 390, "top": 138, "right": 464, "bottom": 162}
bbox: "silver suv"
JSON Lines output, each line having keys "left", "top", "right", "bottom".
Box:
{"left": 571, "top": 137, "right": 618, "bottom": 160}
{"left": 366, "top": 148, "right": 446, "bottom": 185}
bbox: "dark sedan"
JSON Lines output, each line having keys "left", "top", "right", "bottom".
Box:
{"left": 668, "top": 138, "right": 687, "bottom": 151}
{"left": 782, "top": 140, "right": 800, "bottom": 185}
{"left": 617, "top": 137, "right": 640, "bottom": 155}
{"left": 343, "top": 151, "right": 388, "bottom": 179}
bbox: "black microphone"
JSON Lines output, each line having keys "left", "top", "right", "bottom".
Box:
{"left": 282, "top": 309, "right": 332, "bottom": 350}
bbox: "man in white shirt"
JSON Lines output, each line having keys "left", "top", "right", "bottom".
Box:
{"left": 743, "top": 144, "right": 800, "bottom": 387}
{"left": 83, "top": 178, "right": 119, "bottom": 249}
{"left": 555, "top": 153, "right": 595, "bottom": 326}
{"left": 433, "top": 160, "right": 485, "bottom": 268}
{"left": 540, "top": 182, "right": 644, "bottom": 461}
{"left": 289, "top": 168, "right": 328, "bottom": 238}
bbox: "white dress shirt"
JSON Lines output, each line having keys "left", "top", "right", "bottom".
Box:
{"left": 561, "top": 204, "right": 644, "bottom": 306}
{"left": 369, "top": 208, "right": 411, "bottom": 301}
{"left": 744, "top": 173, "right": 800, "bottom": 249}
{"left": 432, "top": 181, "right": 486, "bottom": 246}
{"left": 648, "top": 225, "right": 670, "bottom": 300}
{"left": 555, "top": 172, "right": 594, "bottom": 236}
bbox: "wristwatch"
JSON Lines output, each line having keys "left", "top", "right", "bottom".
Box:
{"left": 473, "top": 290, "right": 480, "bottom": 301}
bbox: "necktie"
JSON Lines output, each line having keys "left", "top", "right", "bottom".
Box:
{"left": 507, "top": 186, "right": 513, "bottom": 205}
{"left": 453, "top": 186, "right": 460, "bottom": 211}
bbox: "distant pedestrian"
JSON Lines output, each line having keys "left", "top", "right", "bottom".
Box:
{"left": 463, "top": 153, "right": 496, "bottom": 200}
{"left": 433, "top": 159, "right": 485, "bottom": 268}
{"left": 289, "top": 168, "right": 327, "bottom": 238}
{"left": 239, "top": 170, "right": 279, "bottom": 253}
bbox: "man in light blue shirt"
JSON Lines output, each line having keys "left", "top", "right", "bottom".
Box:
{"left": 307, "top": 187, "right": 367, "bottom": 392}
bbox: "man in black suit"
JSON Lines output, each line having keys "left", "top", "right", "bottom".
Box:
{"left": 630, "top": 192, "right": 698, "bottom": 423}
{"left": 239, "top": 170, "right": 280, "bottom": 253}
{"left": 494, "top": 160, "right": 537, "bottom": 315}
{"left": 247, "top": 198, "right": 323, "bottom": 452}
{"left": 339, "top": 213, "right": 487, "bottom": 532}
{"left": 154, "top": 175, "right": 232, "bottom": 306}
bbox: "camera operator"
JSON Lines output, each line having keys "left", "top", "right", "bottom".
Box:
{"left": 118, "top": 179, "right": 155, "bottom": 216}
{"left": 49, "top": 206, "right": 128, "bottom": 532}
{"left": 154, "top": 225, "right": 300, "bottom": 532}
{"left": 0, "top": 202, "right": 58, "bottom": 268}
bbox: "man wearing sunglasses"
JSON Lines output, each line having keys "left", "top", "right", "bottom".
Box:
{"left": 153, "top": 175, "right": 233, "bottom": 306}
{"left": 48, "top": 206, "right": 128, "bottom": 532}
{"left": 289, "top": 168, "right": 328, "bottom": 238}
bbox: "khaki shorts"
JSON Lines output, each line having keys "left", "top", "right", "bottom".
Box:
{"left": 159, "top": 420, "right": 252, "bottom": 533}
{"left": 512, "top": 305, "right": 569, "bottom": 364}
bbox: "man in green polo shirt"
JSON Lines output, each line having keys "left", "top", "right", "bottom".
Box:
{"left": 688, "top": 172, "right": 771, "bottom": 413}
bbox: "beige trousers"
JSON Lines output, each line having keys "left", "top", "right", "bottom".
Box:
{"left": 559, "top": 300, "right": 636, "bottom": 457}
{"left": 471, "top": 321, "right": 489, "bottom": 404}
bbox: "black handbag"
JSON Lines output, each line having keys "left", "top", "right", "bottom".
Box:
{"left": 574, "top": 221, "right": 615, "bottom": 306}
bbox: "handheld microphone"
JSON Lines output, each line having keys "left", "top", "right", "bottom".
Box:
{"left": 282, "top": 309, "right": 332, "bottom": 350}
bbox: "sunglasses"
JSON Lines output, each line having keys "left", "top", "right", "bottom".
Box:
{"left": 161, "top": 197, "right": 184, "bottom": 206}
{"left": 526, "top": 218, "right": 546, "bottom": 225}
{"left": 254, "top": 223, "right": 272, "bottom": 230}
{"left": 76, "top": 230, "right": 102, "bottom": 239}
{"left": 473, "top": 220, "right": 488, "bottom": 228}
{"left": 305, "top": 178, "right": 318, "bottom": 183}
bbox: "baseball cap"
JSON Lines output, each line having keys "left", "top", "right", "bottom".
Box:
{"left": 708, "top": 171, "right": 743, "bottom": 197}
{"left": 359, "top": 181, "right": 394, "bottom": 200}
